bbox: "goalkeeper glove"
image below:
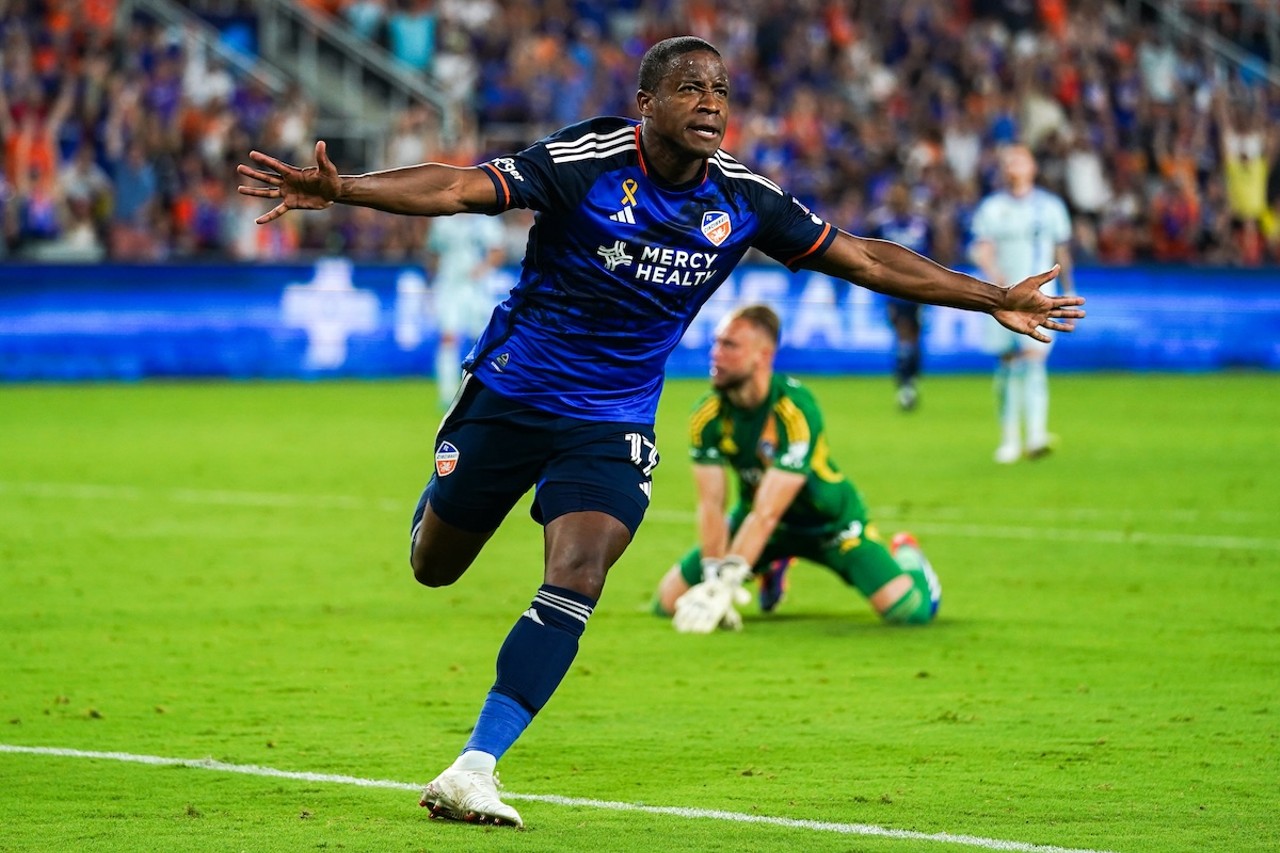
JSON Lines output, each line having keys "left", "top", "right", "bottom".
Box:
{"left": 712, "top": 555, "right": 753, "bottom": 593}
{"left": 673, "top": 556, "right": 753, "bottom": 633}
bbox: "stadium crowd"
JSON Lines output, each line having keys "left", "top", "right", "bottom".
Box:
{"left": 2, "top": 0, "right": 1278, "bottom": 265}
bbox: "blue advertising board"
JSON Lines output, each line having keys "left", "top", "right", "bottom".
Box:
{"left": 1, "top": 260, "right": 1277, "bottom": 381}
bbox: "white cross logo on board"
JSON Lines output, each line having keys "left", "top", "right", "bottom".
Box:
{"left": 281, "top": 258, "right": 380, "bottom": 369}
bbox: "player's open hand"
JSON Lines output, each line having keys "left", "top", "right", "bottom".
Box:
{"left": 237, "top": 140, "right": 341, "bottom": 225}
{"left": 993, "top": 265, "right": 1086, "bottom": 343}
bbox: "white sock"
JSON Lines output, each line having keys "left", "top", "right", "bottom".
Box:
{"left": 996, "top": 361, "right": 1024, "bottom": 450}
{"left": 452, "top": 749, "right": 497, "bottom": 774}
{"left": 1024, "top": 359, "right": 1049, "bottom": 449}
{"left": 435, "top": 339, "right": 461, "bottom": 405}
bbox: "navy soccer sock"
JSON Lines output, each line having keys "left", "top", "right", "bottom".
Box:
{"left": 895, "top": 342, "right": 920, "bottom": 385}
{"left": 461, "top": 584, "right": 596, "bottom": 761}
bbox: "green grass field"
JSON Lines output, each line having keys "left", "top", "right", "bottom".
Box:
{"left": 2, "top": 373, "right": 1278, "bottom": 853}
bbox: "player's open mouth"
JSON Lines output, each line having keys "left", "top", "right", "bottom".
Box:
{"left": 690, "top": 125, "right": 720, "bottom": 139}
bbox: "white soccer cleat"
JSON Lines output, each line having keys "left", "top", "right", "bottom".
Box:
{"left": 896, "top": 383, "right": 918, "bottom": 411}
{"left": 1026, "top": 433, "right": 1059, "bottom": 461}
{"left": 420, "top": 766, "right": 523, "bottom": 828}
{"left": 993, "top": 443, "right": 1021, "bottom": 464}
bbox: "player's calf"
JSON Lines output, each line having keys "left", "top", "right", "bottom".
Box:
{"left": 879, "top": 532, "right": 941, "bottom": 624}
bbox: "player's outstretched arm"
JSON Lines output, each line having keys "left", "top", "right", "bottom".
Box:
{"left": 237, "top": 140, "right": 500, "bottom": 225}
{"left": 807, "top": 231, "right": 1085, "bottom": 343}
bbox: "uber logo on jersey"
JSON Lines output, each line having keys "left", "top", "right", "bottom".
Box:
{"left": 491, "top": 157, "right": 524, "bottom": 181}
{"left": 792, "top": 197, "right": 825, "bottom": 226}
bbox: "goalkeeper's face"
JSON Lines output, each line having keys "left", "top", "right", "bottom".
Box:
{"left": 710, "top": 317, "right": 772, "bottom": 392}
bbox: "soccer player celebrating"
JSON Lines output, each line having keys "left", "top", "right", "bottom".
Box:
{"left": 654, "top": 304, "right": 940, "bottom": 632}
{"left": 238, "top": 36, "right": 1084, "bottom": 829}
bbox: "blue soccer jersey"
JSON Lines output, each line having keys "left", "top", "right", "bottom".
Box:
{"left": 471, "top": 117, "right": 835, "bottom": 423}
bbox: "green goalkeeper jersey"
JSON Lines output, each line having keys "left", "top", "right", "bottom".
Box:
{"left": 688, "top": 374, "right": 868, "bottom": 535}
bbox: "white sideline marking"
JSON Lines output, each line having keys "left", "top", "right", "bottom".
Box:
{"left": 0, "top": 743, "right": 1119, "bottom": 853}
{"left": 2, "top": 480, "right": 1277, "bottom": 553}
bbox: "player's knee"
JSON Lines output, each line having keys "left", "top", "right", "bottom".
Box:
{"left": 409, "top": 501, "right": 492, "bottom": 587}
{"left": 542, "top": 538, "right": 611, "bottom": 599}
{"left": 410, "top": 559, "right": 442, "bottom": 587}
{"left": 409, "top": 532, "right": 476, "bottom": 588}
{"left": 410, "top": 548, "right": 463, "bottom": 588}
{"left": 543, "top": 513, "right": 633, "bottom": 598}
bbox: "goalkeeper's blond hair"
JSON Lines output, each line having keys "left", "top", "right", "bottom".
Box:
{"left": 726, "top": 304, "right": 781, "bottom": 346}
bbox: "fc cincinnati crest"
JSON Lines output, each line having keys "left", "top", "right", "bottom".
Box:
{"left": 701, "top": 211, "right": 732, "bottom": 246}
{"left": 435, "top": 441, "right": 460, "bottom": 476}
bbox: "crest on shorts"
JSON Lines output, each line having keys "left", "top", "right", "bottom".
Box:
{"left": 701, "top": 211, "right": 731, "bottom": 246}
{"left": 435, "top": 441, "right": 460, "bottom": 477}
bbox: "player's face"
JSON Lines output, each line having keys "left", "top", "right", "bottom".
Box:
{"left": 1002, "top": 147, "right": 1037, "bottom": 193}
{"left": 710, "top": 318, "right": 769, "bottom": 391}
{"left": 638, "top": 51, "right": 729, "bottom": 162}
{"left": 887, "top": 183, "right": 910, "bottom": 215}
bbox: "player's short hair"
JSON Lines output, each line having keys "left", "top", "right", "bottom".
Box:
{"left": 638, "top": 36, "right": 721, "bottom": 92}
{"left": 728, "top": 304, "right": 781, "bottom": 346}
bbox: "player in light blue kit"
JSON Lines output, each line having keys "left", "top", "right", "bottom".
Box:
{"left": 425, "top": 215, "right": 506, "bottom": 408}
{"left": 238, "top": 36, "right": 1085, "bottom": 829}
{"left": 971, "top": 145, "right": 1076, "bottom": 463}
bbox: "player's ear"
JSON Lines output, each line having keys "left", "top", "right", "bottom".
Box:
{"left": 636, "top": 90, "right": 653, "bottom": 118}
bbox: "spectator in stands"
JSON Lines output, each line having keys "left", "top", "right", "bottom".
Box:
{"left": 1216, "top": 91, "right": 1271, "bottom": 266}
{"left": 107, "top": 139, "right": 162, "bottom": 260}
{"left": 343, "top": 0, "right": 389, "bottom": 43}
{"left": 1062, "top": 121, "right": 1111, "bottom": 258}
{"left": 59, "top": 144, "right": 112, "bottom": 220}
{"left": 182, "top": 30, "right": 236, "bottom": 110}
{"left": 387, "top": 0, "right": 437, "bottom": 72}
{"left": 1149, "top": 175, "right": 1201, "bottom": 263}
{"left": 263, "top": 84, "right": 317, "bottom": 166}
{"left": 382, "top": 103, "right": 439, "bottom": 170}
{"left": 1136, "top": 25, "right": 1180, "bottom": 106}
{"left": 2, "top": 0, "right": 1277, "bottom": 266}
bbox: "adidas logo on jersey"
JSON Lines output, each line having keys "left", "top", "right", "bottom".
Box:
{"left": 609, "top": 206, "right": 636, "bottom": 224}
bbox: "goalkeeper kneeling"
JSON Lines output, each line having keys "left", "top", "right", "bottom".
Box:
{"left": 652, "top": 305, "right": 941, "bottom": 633}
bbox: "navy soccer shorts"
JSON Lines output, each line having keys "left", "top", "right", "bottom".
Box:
{"left": 411, "top": 374, "right": 660, "bottom": 539}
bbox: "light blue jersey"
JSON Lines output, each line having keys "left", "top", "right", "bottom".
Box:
{"left": 428, "top": 215, "right": 505, "bottom": 288}
{"left": 970, "top": 187, "right": 1071, "bottom": 295}
{"left": 428, "top": 215, "right": 506, "bottom": 338}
